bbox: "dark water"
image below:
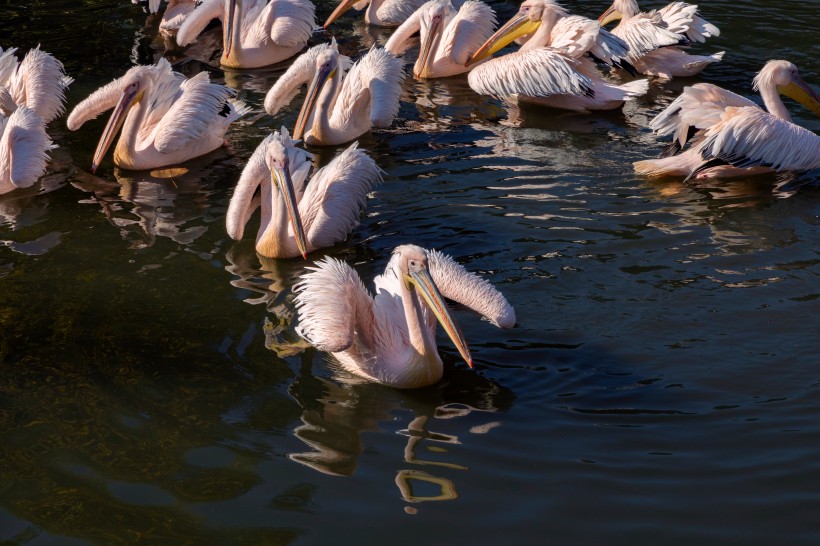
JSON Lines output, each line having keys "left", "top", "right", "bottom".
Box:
{"left": 1, "top": 0, "right": 819, "bottom": 544}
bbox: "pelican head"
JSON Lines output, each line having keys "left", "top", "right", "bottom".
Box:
{"left": 91, "top": 69, "right": 147, "bottom": 174}
{"left": 415, "top": 0, "right": 455, "bottom": 78}
{"left": 465, "top": 0, "right": 565, "bottom": 67}
{"left": 395, "top": 244, "right": 473, "bottom": 367}
{"left": 754, "top": 60, "right": 820, "bottom": 116}
{"left": 263, "top": 132, "right": 308, "bottom": 259}
{"left": 324, "top": 0, "right": 367, "bottom": 29}
{"left": 293, "top": 43, "right": 340, "bottom": 141}
{"left": 599, "top": 0, "right": 640, "bottom": 26}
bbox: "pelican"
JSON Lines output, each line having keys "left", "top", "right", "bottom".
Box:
{"left": 324, "top": 0, "right": 427, "bottom": 28}
{"left": 132, "top": 0, "right": 198, "bottom": 33}
{"left": 467, "top": 0, "right": 635, "bottom": 75}
{"left": 264, "top": 40, "right": 404, "bottom": 146}
{"left": 0, "top": 46, "right": 73, "bottom": 123}
{"left": 0, "top": 106, "right": 54, "bottom": 195}
{"left": 383, "top": 0, "right": 496, "bottom": 79}
{"left": 598, "top": 0, "right": 723, "bottom": 78}
{"left": 226, "top": 127, "right": 382, "bottom": 259}
{"left": 634, "top": 60, "right": 820, "bottom": 179}
{"left": 294, "top": 244, "right": 516, "bottom": 389}
{"left": 175, "top": 0, "right": 315, "bottom": 69}
{"left": 464, "top": 0, "right": 649, "bottom": 113}
{"left": 67, "top": 58, "right": 250, "bottom": 173}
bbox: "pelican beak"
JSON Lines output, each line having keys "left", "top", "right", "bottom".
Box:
{"left": 91, "top": 85, "right": 142, "bottom": 174}
{"left": 780, "top": 75, "right": 820, "bottom": 116}
{"left": 465, "top": 13, "right": 541, "bottom": 67}
{"left": 324, "top": 0, "right": 358, "bottom": 29}
{"left": 272, "top": 155, "right": 308, "bottom": 259}
{"left": 224, "top": 0, "right": 237, "bottom": 58}
{"left": 293, "top": 62, "right": 336, "bottom": 141}
{"left": 598, "top": 5, "right": 622, "bottom": 26}
{"left": 405, "top": 268, "right": 473, "bottom": 368}
{"left": 417, "top": 15, "right": 444, "bottom": 78}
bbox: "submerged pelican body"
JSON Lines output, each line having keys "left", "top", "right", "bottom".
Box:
{"left": 0, "top": 106, "right": 54, "bottom": 195}
{"left": 264, "top": 40, "right": 404, "bottom": 146}
{"left": 295, "top": 244, "right": 516, "bottom": 388}
{"left": 634, "top": 60, "right": 820, "bottom": 179}
{"left": 67, "top": 58, "right": 249, "bottom": 172}
{"left": 176, "top": 0, "right": 315, "bottom": 69}
{"left": 226, "top": 127, "right": 383, "bottom": 259}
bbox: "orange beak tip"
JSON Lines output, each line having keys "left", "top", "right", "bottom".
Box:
{"left": 467, "top": 359, "right": 474, "bottom": 369}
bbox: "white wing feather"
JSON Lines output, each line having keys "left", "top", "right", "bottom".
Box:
{"left": 335, "top": 47, "right": 404, "bottom": 128}
{"left": 440, "top": 0, "right": 496, "bottom": 66}
{"left": 376, "top": 0, "right": 428, "bottom": 25}
{"left": 0, "top": 106, "right": 53, "bottom": 190}
{"left": 613, "top": 11, "right": 682, "bottom": 59}
{"left": 268, "top": 0, "right": 316, "bottom": 47}
{"left": 658, "top": 1, "right": 719, "bottom": 43}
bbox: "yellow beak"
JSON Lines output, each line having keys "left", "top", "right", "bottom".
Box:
{"left": 224, "top": 0, "right": 237, "bottom": 58}
{"left": 324, "top": 0, "right": 359, "bottom": 29}
{"left": 598, "top": 5, "right": 622, "bottom": 26}
{"left": 406, "top": 268, "right": 473, "bottom": 367}
{"left": 780, "top": 76, "right": 820, "bottom": 116}
{"left": 293, "top": 64, "right": 336, "bottom": 141}
{"left": 272, "top": 157, "right": 308, "bottom": 259}
{"left": 91, "top": 86, "right": 142, "bottom": 173}
{"left": 465, "top": 14, "right": 541, "bottom": 67}
{"left": 417, "top": 15, "right": 444, "bottom": 78}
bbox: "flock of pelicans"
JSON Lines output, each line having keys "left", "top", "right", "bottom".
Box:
{"left": 1, "top": 0, "right": 819, "bottom": 388}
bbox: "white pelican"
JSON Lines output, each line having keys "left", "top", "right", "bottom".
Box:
{"left": 383, "top": 0, "right": 497, "bottom": 79}
{"left": 598, "top": 0, "right": 723, "bottom": 79}
{"left": 226, "top": 127, "right": 382, "bottom": 259}
{"left": 67, "top": 58, "right": 249, "bottom": 172}
{"left": 0, "top": 46, "right": 73, "bottom": 123}
{"left": 634, "top": 60, "right": 820, "bottom": 179}
{"left": 0, "top": 106, "right": 54, "bottom": 195}
{"left": 464, "top": 0, "right": 649, "bottom": 113}
{"left": 324, "top": 0, "right": 427, "bottom": 28}
{"left": 264, "top": 40, "right": 404, "bottom": 146}
{"left": 467, "top": 0, "right": 635, "bottom": 75}
{"left": 175, "top": 0, "right": 315, "bottom": 69}
{"left": 295, "top": 244, "right": 516, "bottom": 389}
{"left": 132, "top": 0, "right": 198, "bottom": 33}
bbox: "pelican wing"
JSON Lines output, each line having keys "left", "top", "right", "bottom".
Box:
{"left": 0, "top": 47, "right": 19, "bottom": 86}
{"left": 295, "top": 258, "right": 375, "bottom": 353}
{"left": 439, "top": 0, "right": 497, "bottom": 66}
{"left": 153, "top": 72, "right": 238, "bottom": 153}
{"left": 264, "top": 42, "right": 349, "bottom": 116}
{"left": 376, "top": 0, "right": 428, "bottom": 25}
{"left": 650, "top": 83, "right": 757, "bottom": 146}
{"left": 426, "top": 249, "right": 515, "bottom": 328}
{"left": 550, "top": 16, "right": 631, "bottom": 71}
{"left": 175, "top": 0, "right": 223, "bottom": 46}
{"left": 299, "top": 143, "right": 382, "bottom": 248}
{"left": 613, "top": 12, "right": 683, "bottom": 58}
{"left": 468, "top": 48, "right": 593, "bottom": 99}
{"left": 383, "top": 7, "right": 423, "bottom": 57}
{"left": 268, "top": 0, "right": 316, "bottom": 48}
{"left": 0, "top": 107, "right": 53, "bottom": 189}
{"left": 695, "top": 107, "right": 820, "bottom": 172}
{"left": 10, "top": 46, "right": 72, "bottom": 124}
{"left": 658, "top": 2, "right": 719, "bottom": 43}
{"left": 335, "top": 47, "right": 403, "bottom": 128}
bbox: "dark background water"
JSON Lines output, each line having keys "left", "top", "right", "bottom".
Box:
{"left": 1, "top": 0, "right": 818, "bottom": 544}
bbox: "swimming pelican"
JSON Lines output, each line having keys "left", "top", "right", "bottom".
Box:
{"left": 175, "top": 0, "right": 315, "bottom": 69}
{"left": 226, "top": 127, "right": 382, "bottom": 259}
{"left": 466, "top": 0, "right": 635, "bottom": 75}
{"left": 598, "top": 0, "right": 723, "bottom": 78}
{"left": 264, "top": 40, "right": 404, "bottom": 146}
{"left": 0, "top": 106, "right": 54, "bottom": 195}
{"left": 383, "top": 0, "right": 496, "bottom": 78}
{"left": 295, "top": 244, "right": 516, "bottom": 388}
{"left": 67, "top": 58, "right": 249, "bottom": 172}
{"left": 0, "top": 46, "right": 73, "bottom": 123}
{"left": 324, "top": 0, "right": 426, "bottom": 28}
{"left": 464, "top": 0, "right": 648, "bottom": 113}
{"left": 132, "top": 0, "right": 198, "bottom": 33}
{"left": 634, "top": 60, "right": 820, "bottom": 179}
